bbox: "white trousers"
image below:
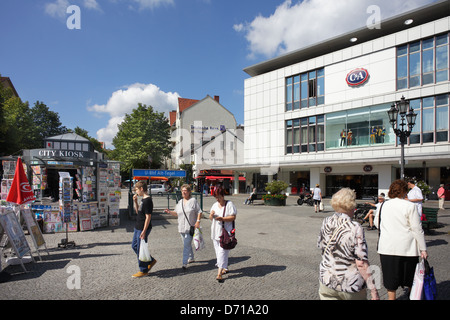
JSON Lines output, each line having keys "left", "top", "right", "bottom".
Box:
{"left": 439, "top": 197, "right": 445, "bottom": 210}
{"left": 213, "top": 239, "right": 229, "bottom": 269}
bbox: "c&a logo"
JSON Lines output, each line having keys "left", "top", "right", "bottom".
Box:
{"left": 346, "top": 68, "right": 370, "bottom": 87}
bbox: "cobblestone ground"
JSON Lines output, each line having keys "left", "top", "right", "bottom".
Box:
{"left": 1, "top": 192, "right": 449, "bottom": 306}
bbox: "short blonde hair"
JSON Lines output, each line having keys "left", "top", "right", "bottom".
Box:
{"left": 181, "top": 184, "right": 191, "bottom": 192}
{"left": 330, "top": 188, "right": 356, "bottom": 213}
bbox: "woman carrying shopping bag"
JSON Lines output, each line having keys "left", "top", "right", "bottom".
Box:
{"left": 374, "top": 179, "right": 428, "bottom": 300}
{"left": 165, "top": 184, "right": 203, "bottom": 270}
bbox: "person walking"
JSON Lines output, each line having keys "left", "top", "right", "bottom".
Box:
{"left": 437, "top": 184, "right": 445, "bottom": 210}
{"left": 164, "top": 184, "right": 202, "bottom": 270}
{"left": 209, "top": 186, "right": 237, "bottom": 282}
{"left": 131, "top": 181, "right": 157, "bottom": 278}
{"left": 374, "top": 179, "right": 428, "bottom": 300}
{"left": 317, "top": 188, "right": 379, "bottom": 300}
{"left": 407, "top": 179, "right": 423, "bottom": 218}
{"left": 312, "top": 184, "right": 322, "bottom": 213}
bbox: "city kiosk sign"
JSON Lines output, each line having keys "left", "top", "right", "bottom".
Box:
{"left": 37, "top": 149, "right": 88, "bottom": 158}
{"left": 28, "top": 149, "right": 97, "bottom": 162}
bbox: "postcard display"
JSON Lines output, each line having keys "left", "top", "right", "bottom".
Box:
{"left": 98, "top": 163, "right": 121, "bottom": 227}
{"left": 1, "top": 161, "right": 16, "bottom": 202}
{"left": 31, "top": 166, "right": 47, "bottom": 200}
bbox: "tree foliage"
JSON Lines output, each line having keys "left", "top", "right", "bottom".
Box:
{"left": 111, "top": 103, "right": 172, "bottom": 174}
{"left": 0, "top": 77, "right": 97, "bottom": 157}
{"left": 72, "top": 126, "right": 105, "bottom": 153}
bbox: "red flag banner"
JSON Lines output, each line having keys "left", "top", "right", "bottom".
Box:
{"left": 6, "top": 157, "right": 36, "bottom": 205}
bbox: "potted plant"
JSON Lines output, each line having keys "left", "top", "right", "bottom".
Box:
{"left": 263, "top": 180, "right": 288, "bottom": 206}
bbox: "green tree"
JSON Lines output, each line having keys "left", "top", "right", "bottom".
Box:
{"left": 72, "top": 126, "right": 105, "bottom": 153}
{"left": 29, "top": 101, "right": 68, "bottom": 148}
{"left": 0, "top": 95, "right": 33, "bottom": 156}
{"left": 112, "top": 103, "right": 172, "bottom": 174}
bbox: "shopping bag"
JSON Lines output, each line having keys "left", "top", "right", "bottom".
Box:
{"left": 319, "top": 201, "right": 324, "bottom": 211}
{"left": 423, "top": 259, "right": 437, "bottom": 300}
{"left": 138, "top": 239, "right": 152, "bottom": 262}
{"left": 410, "top": 259, "right": 425, "bottom": 300}
{"left": 193, "top": 227, "right": 205, "bottom": 251}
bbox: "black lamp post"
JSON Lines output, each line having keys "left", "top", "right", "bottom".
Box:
{"left": 387, "top": 96, "right": 417, "bottom": 180}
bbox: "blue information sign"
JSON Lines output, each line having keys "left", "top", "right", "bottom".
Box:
{"left": 132, "top": 169, "right": 186, "bottom": 178}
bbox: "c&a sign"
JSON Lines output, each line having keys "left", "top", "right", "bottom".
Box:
{"left": 346, "top": 68, "right": 369, "bottom": 87}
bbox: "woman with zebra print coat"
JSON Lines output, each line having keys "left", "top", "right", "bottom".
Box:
{"left": 318, "top": 188, "right": 379, "bottom": 300}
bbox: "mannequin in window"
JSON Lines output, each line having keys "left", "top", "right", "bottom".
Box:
{"left": 340, "top": 129, "right": 346, "bottom": 147}
{"left": 376, "top": 126, "right": 383, "bottom": 143}
{"left": 370, "top": 126, "right": 377, "bottom": 144}
{"left": 347, "top": 129, "right": 353, "bottom": 146}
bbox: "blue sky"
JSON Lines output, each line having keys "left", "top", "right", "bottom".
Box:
{"left": 0, "top": 0, "right": 436, "bottom": 148}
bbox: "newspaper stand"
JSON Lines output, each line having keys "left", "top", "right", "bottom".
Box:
{"left": 58, "top": 172, "right": 75, "bottom": 248}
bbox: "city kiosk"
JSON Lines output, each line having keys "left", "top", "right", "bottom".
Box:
{"left": 1, "top": 133, "right": 121, "bottom": 234}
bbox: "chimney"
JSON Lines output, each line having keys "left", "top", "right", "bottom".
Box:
{"left": 214, "top": 95, "right": 219, "bottom": 103}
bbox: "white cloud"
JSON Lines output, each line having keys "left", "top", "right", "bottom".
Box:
{"left": 88, "top": 83, "right": 180, "bottom": 148}
{"left": 45, "top": 0, "right": 70, "bottom": 19}
{"left": 235, "top": 0, "right": 436, "bottom": 59}
{"left": 45, "top": 0, "right": 101, "bottom": 19}
{"left": 83, "top": 0, "right": 102, "bottom": 11}
{"left": 130, "top": 0, "right": 175, "bottom": 10}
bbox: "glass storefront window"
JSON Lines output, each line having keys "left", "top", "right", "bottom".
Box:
{"left": 288, "top": 95, "right": 448, "bottom": 153}
{"left": 325, "top": 104, "right": 393, "bottom": 149}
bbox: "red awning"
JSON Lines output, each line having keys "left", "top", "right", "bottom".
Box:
{"left": 201, "top": 176, "right": 245, "bottom": 181}
{"left": 134, "top": 176, "right": 169, "bottom": 181}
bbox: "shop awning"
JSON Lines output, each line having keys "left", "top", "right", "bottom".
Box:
{"left": 200, "top": 176, "right": 245, "bottom": 181}
{"left": 133, "top": 176, "right": 169, "bottom": 181}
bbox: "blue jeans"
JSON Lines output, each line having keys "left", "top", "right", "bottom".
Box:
{"left": 132, "top": 227, "right": 153, "bottom": 272}
{"left": 180, "top": 232, "right": 194, "bottom": 266}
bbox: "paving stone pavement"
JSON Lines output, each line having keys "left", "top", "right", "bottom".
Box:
{"left": 1, "top": 191, "right": 449, "bottom": 304}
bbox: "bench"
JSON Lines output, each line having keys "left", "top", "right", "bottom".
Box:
{"left": 247, "top": 193, "right": 266, "bottom": 205}
{"left": 422, "top": 207, "right": 438, "bottom": 233}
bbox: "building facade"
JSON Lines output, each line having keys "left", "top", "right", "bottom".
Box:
{"left": 169, "top": 95, "right": 244, "bottom": 190}
{"left": 239, "top": 1, "right": 450, "bottom": 198}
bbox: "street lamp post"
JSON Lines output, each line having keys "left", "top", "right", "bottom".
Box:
{"left": 387, "top": 96, "right": 417, "bottom": 180}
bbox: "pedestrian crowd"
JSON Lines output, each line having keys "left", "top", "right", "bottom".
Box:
{"left": 318, "top": 179, "right": 432, "bottom": 300}
{"left": 132, "top": 181, "right": 237, "bottom": 282}
{"left": 131, "top": 178, "right": 439, "bottom": 299}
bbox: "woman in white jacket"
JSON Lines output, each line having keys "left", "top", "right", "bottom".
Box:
{"left": 374, "top": 179, "right": 428, "bottom": 300}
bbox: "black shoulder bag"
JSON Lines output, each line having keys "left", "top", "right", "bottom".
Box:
{"left": 181, "top": 200, "right": 195, "bottom": 236}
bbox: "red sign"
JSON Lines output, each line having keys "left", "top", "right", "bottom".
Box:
{"left": 6, "top": 157, "right": 36, "bottom": 205}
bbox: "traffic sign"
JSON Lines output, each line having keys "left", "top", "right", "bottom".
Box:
{"left": 132, "top": 169, "right": 186, "bottom": 178}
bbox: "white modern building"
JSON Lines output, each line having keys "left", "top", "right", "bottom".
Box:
{"left": 222, "top": 0, "right": 450, "bottom": 198}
